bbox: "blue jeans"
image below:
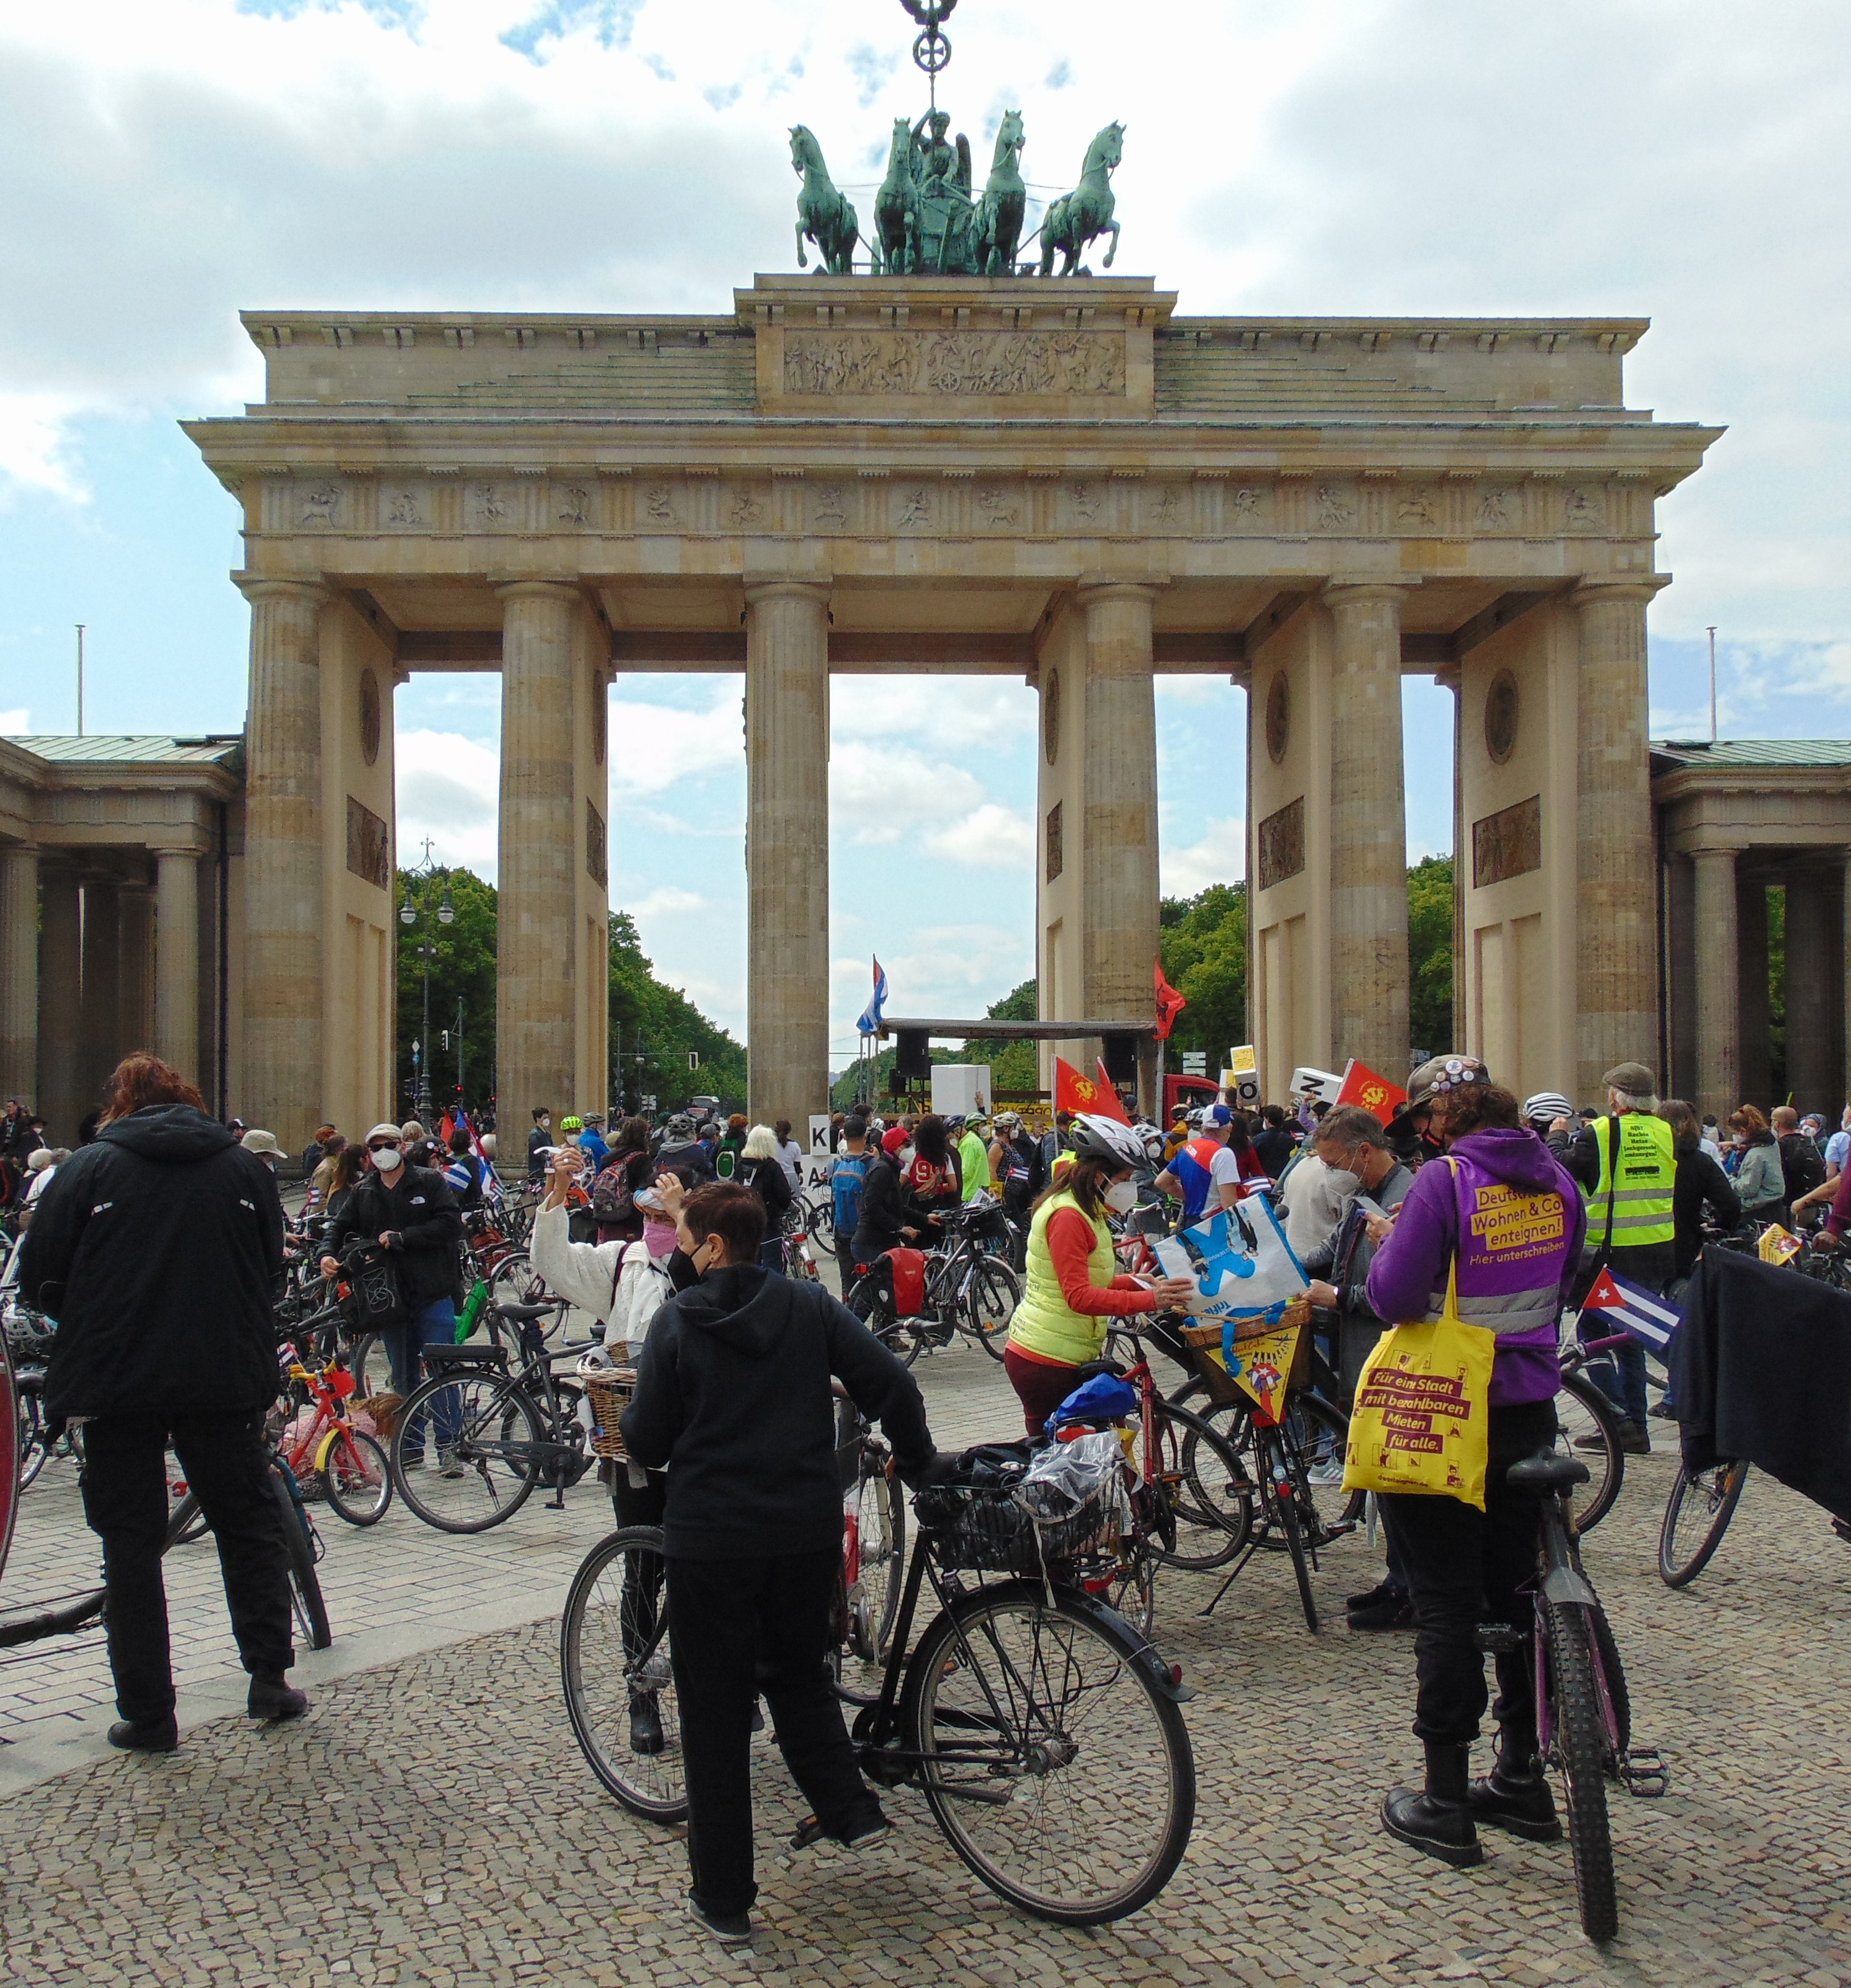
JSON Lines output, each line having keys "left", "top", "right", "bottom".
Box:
{"left": 391, "top": 1297, "right": 458, "bottom": 1458}
{"left": 1589, "top": 1334, "right": 1650, "bottom": 1426}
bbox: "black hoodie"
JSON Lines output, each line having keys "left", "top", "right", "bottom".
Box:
{"left": 621, "top": 1262, "right": 934, "bottom": 1560}
{"left": 19, "top": 1103, "right": 285, "bottom": 1422}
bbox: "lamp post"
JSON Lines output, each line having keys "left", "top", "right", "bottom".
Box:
{"left": 399, "top": 840, "right": 454, "bottom": 1124}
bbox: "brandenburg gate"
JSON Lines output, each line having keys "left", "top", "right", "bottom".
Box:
{"left": 186, "top": 274, "right": 1716, "bottom": 1148}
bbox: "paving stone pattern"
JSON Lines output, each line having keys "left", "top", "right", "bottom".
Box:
{"left": 2, "top": 1343, "right": 1849, "bottom": 1985}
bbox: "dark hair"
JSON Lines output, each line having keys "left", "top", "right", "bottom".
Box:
{"left": 448, "top": 1126, "right": 473, "bottom": 1155}
{"left": 614, "top": 1115, "right": 651, "bottom": 1155}
{"left": 844, "top": 1115, "right": 868, "bottom": 1140}
{"left": 1263, "top": 1105, "right": 1286, "bottom": 1127}
{"left": 774, "top": 1119, "right": 792, "bottom": 1143}
{"left": 328, "top": 1144, "right": 366, "bottom": 1195}
{"left": 1226, "top": 1111, "right": 1252, "bottom": 1155}
{"left": 1034, "top": 1153, "right": 1116, "bottom": 1221}
{"left": 1435, "top": 1083, "right": 1522, "bottom": 1141}
{"left": 680, "top": 1182, "right": 766, "bottom": 1265}
{"left": 913, "top": 1115, "right": 950, "bottom": 1166}
{"left": 100, "top": 1053, "right": 205, "bottom": 1125}
{"left": 321, "top": 1132, "right": 347, "bottom": 1155}
{"left": 1659, "top": 1099, "right": 1700, "bottom": 1148}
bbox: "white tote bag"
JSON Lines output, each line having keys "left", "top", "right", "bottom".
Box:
{"left": 1150, "top": 1196, "right": 1309, "bottom": 1326}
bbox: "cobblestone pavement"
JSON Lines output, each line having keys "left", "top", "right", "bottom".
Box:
{"left": 3, "top": 1343, "right": 1849, "bottom": 1985}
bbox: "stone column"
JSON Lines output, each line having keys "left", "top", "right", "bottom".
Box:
{"left": 497, "top": 582, "right": 581, "bottom": 1133}
{"left": 0, "top": 844, "right": 38, "bottom": 1106}
{"left": 240, "top": 578, "right": 328, "bottom": 1143}
{"left": 38, "top": 868, "right": 81, "bottom": 1140}
{"left": 1785, "top": 868, "right": 1832, "bottom": 1111}
{"left": 155, "top": 851, "right": 201, "bottom": 1080}
{"left": 1325, "top": 583, "right": 1411, "bottom": 1078}
{"left": 1079, "top": 584, "right": 1161, "bottom": 1115}
{"left": 744, "top": 582, "right": 831, "bottom": 1127}
{"left": 1434, "top": 664, "right": 1464, "bottom": 1054}
{"left": 1737, "top": 876, "right": 1771, "bottom": 1111}
{"left": 1571, "top": 581, "right": 1664, "bottom": 1100}
{"left": 79, "top": 875, "right": 121, "bottom": 1113}
{"left": 1690, "top": 847, "right": 1740, "bottom": 1124}
{"left": 118, "top": 884, "right": 153, "bottom": 1053}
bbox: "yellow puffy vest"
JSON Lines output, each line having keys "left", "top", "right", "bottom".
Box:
{"left": 1585, "top": 1112, "right": 1676, "bottom": 1249}
{"left": 1007, "top": 1189, "right": 1118, "bottom": 1368}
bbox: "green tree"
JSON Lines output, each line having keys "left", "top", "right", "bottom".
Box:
{"left": 1159, "top": 884, "right": 1249, "bottom": 1071}
{"left": 1407, "top": 855, "right": 1455, "bottom": 1059}
{"left": 967, "top": 976, "right": 1041, "bottom": 1096}
{"left": 608, "top": 911, "right": 748, "bottom": 1116}
{"left": 394, "top": 866, "right": 499, "bottom": 1120}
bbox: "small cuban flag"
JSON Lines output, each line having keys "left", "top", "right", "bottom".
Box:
{"left": 855, "top": 956, "right": 890, "bottom": 1038}
{"left": 1580, "top": 1265, "right": 1683, "bottom": 1352}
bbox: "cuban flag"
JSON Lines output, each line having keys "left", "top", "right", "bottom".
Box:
{"left": 856, "top": 956, "right": 890, "bottom": 1038}
{"left": 1580, "top": 1265, "right": 1682, "bottom": 1352}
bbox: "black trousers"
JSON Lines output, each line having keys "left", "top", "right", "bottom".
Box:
{"left": 666, "top": 1547, "right": 880, "bottom": 1917}
{"left": 1379, "top": 1396, "right": 1557, "bottom": 1749}
{"left": 612, "top": 1471, "right": 668, "bottom": 1695}
{"left": 80, "top": 1411, "right": 295, "bottom": 1726}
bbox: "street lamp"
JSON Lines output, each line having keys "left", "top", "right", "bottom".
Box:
{"left": 400, "top": 840, "right": 454, "bottom": 1123}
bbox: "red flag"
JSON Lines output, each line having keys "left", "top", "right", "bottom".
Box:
{"left": 1154, "top": 959, "right": 1186, "bottom": 1041}
{"left": 1581, "top": 1266, "right": 1626, "bottom": 1313}
{"left": 1095, "top": 1059, "right": 1134, "bottom": 1125}
{"left": 1334, "top": 1058, "right": 1408, "bottom": 1126}
{"left": 1054, "top": 1055, "right": 1130, "bottom": 1124}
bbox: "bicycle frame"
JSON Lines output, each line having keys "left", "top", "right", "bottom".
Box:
{"left": 282, "top": 1355, "right": 372, "bottom": 1480}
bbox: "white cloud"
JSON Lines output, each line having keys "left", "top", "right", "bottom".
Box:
{"left": 395, "top": 728, "right": 501, "bottom": 877}
{"left": 608, "top": 689, "right": 741, "bottom": 795}
{"left": 1161, "top": 815, "right": 1245, "bottom": 898}
{"left": 0, "top": 396, "right": 86, "bottom": 502}
{"left": 0, "top": 709, "right": 29, "bottom": 734}
{"left": 924, "top": 801, "right": 1035, "bottom": 869}
{"left": 622, "top": 884, "right": 707, "bottom": 917}
{"left": 829, "top": 742, "right": 985, "bottom": 843}
{"left": 829, "top": 923, "right": 1033, "bottom": 1052}
{"left": 833, "top": 676, "right": 1035, "bottom": 750}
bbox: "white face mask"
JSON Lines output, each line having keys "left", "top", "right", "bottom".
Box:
{"left": 370, "top": 1147, "right": 402, "bottom": 1173}
{"left": 1103, "top": 1178, "right": 1139, "bottom": 1213}
{"left": 1325, "top": 1165, "right": 1361, "bottom": 1194}
{"left": 897, "top": 1145, "right": 917, "bottom": 1169}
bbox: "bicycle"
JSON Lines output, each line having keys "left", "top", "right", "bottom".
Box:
{"left": 831, "top": 1398, "right": 907, "bottom": 1700}
{"left": 919, "top": 1203, "right": 1022, "bottom": 1359}
{"left": 1477, "top": 1449, "right": 1665, "bottom": 1944}
{"left": 560, "top": 1464, "right": 1198, "bottom": 1924}
{"left": 1658, "top": 1457, "right": 1752, "bottom": 1587}
{"left": 278, "top": 1352, "right": 392, "bottom": 1526}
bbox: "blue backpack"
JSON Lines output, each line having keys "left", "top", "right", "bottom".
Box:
{"left": 831, "top": 1152, "right": 872, "bottom": 1233}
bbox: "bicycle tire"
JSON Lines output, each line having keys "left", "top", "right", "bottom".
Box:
{"left": 271, "top": 1466, "right": 332, "bottom": 1652}
{"left": 1265, "top": 1433, "right": 1320, "bottom": 1634}
{"left": 1143, "top": 1400, "right": 1250, "bottom": 1570}
{"left": 1554, "top": 1369, "right": 1624, "bottom": 1534}
{"left": 856, "top": 1464, "right": 906, "bottom": 1665}
{"left": 319, "top": 1427, "right": 393, "bottom": 1527}
{"left": 805, "top": 1199, "right": 835, "bottom": 1245}
{"left": 560, "top": 1525, "right": 686, "bottom": 1822}
{"left": 345, "top": 1331, "right": 397, "bottom": 1399}
{"left": 1542, "top": 1598, "right": 1618, "bottom": 1944}
{"left": 902, "top": 1581, "right": 1195, "bottom": 1924}
{"left": 392, "top": 1371, "right": 544, "bottom": 1534}
{"left": 961, "top": 1258, "right": 1020, "bottom": 1360}
{"left": 15, "top": 1387, "right": 46, "bottom": 1489}
{"left": 1658, "top": 1459, "right": 1749, "bottom": 1588}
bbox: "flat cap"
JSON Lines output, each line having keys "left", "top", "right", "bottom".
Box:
{"left": 1601, "top": 1062, "right": 1657, "bottom": 1095}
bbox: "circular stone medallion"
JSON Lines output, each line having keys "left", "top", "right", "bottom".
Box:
{"left": 359, "top": 667, "right": 381, "bottom": 767}
{"left": 1265, "top": 671, "right": 1290, "bottom": 765}
{"left": 1485, "top": 669, "right": 1520, "bottom": 765}
{"left": 1043, "top": 666, "right": 1061, "bottom": 766}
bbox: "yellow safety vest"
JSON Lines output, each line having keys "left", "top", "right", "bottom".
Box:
{"left": 1585, "top": 1112, "right": 1676, "bottom": 1249}
{"left": 1007, "top": 1189, "right": 1117, "bottom": 1368}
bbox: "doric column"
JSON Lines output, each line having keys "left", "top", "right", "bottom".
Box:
{"left": 38, "top": 867, "right": 81, "bottom": 1140}
{"left": 497, "top": 582, "right": 581, "bottom": 1133}
{"left": 1571, "top": 579, "right": 1665, "bottom": 1099}
{"left": 744, "top": 582, "right": 831, "bottom": 1127}
{"left": 0, "top": 844, "right": 39, "bottom": 1105}
{"left": 1785, "top": 868, "right": 1832, "bottom": 1110}
{"left": 155, "top": 850, "right": 201, "bottom": 1080}
{"left": 1434, "top": 664, "right": 1464, "bottom": 1054}
{"left": 1325, "top": 583, "right": 1411, "bottom": 1078}
{"left": 1690, "top": 847, "right": 1740, "bottom": 1124}
{"left": 118, "top": 884, "right": 153, "bottom": 1054}
{"left": 80, "top": 875, "right": 121, "bottom": 1111}
{"left": 1079, "top": 583, "right": 1161, "bottom": 1114}
{"left": 239, "top": 577, "right": 329, "bottom": 1144}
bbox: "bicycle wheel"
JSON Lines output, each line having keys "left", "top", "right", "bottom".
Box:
{"left": 490, "top": 1251, "right": 545, "bottom": 1311}
{"left": 271, "top": 1466, "right": 332, "bottom": 1652}
{"left": 961, "top": 1259, "right": 1020, "bottom": 1359}
{"left": 1103, "top": 1537, "right": 1158, "bottom": 1637}
{"left": 560, "top": 1526, "right": 686, "bottom": 1822}
{"left": 904, "top": 1582, "right": 1195, "bottom": 1924}
{"left": 806, "top": 1199, "right": 835, "bottom": 1246}
{"left": 1554, "top": 1369, "right": 1623, "bottom": 1534}
{"left": 392, "top": 1370, "right": 542, "bottom": 1534}
{"left": 319, "top": 1427, "right": 392, "bottom": 1527}
{"left": 850, "top": 1466, "right": 906, "bottom": 1667}
{"left": 1275, "top": 1393, "right": 1363, "bottom": 1546}
{"left": 1541, "top": 1598, "right": 1618, "bottom": 1944}
{"left": 1140, "top": 1400, "right": 1250, "bottom": 1571}
{"left": 1658, "top": 1459, "right": 1749, "bottom": 1588}
{"left": 347, "top": 1332, "right": 396, "bottom": 1399}
{"left": 15, "top": 1384, "right": 46, "bottom": 1489}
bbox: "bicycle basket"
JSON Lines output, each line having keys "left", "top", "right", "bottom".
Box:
{"left": 914, "top": 1474, "right": 1109, "bottom": 1575}
{"left": 580, "top": 1365, "right": 637, "bottom": 1461}
{"left": 1180, "top": 1294, "right": 1312, "bottom": 1406}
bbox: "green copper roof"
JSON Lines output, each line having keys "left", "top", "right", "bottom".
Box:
{"left": 1651, "top": 739, "right": 1851, "bottom": 769}
{"left": 8, "top": 734, "right": 244, "bottom": 768}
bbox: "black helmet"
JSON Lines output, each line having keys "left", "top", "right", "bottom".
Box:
{"left": 1407, "top": 1054, "right": 1492, "bottom": 1111}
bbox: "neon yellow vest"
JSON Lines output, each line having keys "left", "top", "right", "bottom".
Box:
{"left": 1585, "top": 1112, "right": 1676, "bottom": 1248}
{"left": 959, "top": 1130, "right": 989, "bottom": 1203}
{"left": 1007, "top": 1189, "right": 1117, "bottom": 1367}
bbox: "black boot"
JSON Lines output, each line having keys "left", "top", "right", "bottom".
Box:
{"left": 1381, "top": 1741, "right": 1484, "bottom": 1866}
{"left": 247, "top": 1673, "right": 309, "bottom": 1722}
{"left": 1469, "top": 1741, "right": 1562, "bottom": 1841}
{"left": 107, "top": 1713, "right": 178, "bottom": 1753}
{"left": 628, "top": 1694, "right": 665, "bottom": 1756}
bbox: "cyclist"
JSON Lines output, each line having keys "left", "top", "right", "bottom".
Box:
{"left": 1153, "top": 1102, "right": 1247, "bottom": 1225}
{"left": 955, "top": 1115, "right": 991, "bottom": 1203}
{"left": 829, "top": 1116, "right": 875, "bottom": 1290}
{"left": 1002, "top": 1114, "right": 1196, "bottom": 1437}
{"left": 1362, "top": 1055, "right": 1585, "bottom": 1869}
{"left": 442, "top": 1125, "right": 492, "bottom": 1212}
{"left": 989, "top": 1111, "right": 1045, "bottom": 1223}
{"left": 619, "top": 1181, "right": 944, "bottom": 1949}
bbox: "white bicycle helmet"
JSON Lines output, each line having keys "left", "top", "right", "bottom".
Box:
{"left": 1067, "top": 1114, "right": 1149, "bottom": 1172}
{"left": 1522, "top": 1090, "right": 1574, "bottom": 1127}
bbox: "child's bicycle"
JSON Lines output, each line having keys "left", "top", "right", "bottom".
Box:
{"left": 276, "top": 1350, "right": 394, "bottom": 1527}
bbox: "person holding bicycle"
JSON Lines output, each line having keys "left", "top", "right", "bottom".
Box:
{"left": 1004, "top": 1115, "right": 1197, "bottom": 1437}
{"left": 1362, "top": 1055, "right": 1584, "bottom": 1868}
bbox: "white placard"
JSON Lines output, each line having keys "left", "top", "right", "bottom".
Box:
{"left": 808, "top": 1112, "right": 833, "bottom": 1156}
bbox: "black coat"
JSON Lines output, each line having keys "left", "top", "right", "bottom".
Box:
{"left": 850, "top": 1152, "right": 911, "bottom": 1265}
{"left": 621, "top": 1262, "right": 933, "bottom": 1559}
{"left": 1672, "top": 1140, "right": 1740, "bottom": 1277}
{"left": 743, "top": 1152, "right": 793, "bottom": 1224}
{"left": 18, "top": 1104, "right": 285, "bottom": 1422}
{"left": 323, "top": 1166, "right": 464, "bottom": 1310}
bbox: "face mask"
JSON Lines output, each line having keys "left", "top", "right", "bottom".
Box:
{"left": 1103, "top": 1179, "right": 1139, "bottom": 1213}
{"left": 1325, "top": 1166, "right": 1361, "bottom": 1194}
{"left": 898, "top": 1145, "right": 916, "bottom": 1168}
{"left": 370, "top": 1147, "right": 402, "bottom": 1172}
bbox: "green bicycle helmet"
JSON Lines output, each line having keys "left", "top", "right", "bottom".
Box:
{"left": 559, "top": 1115, "right": 585, "bottom": 1133}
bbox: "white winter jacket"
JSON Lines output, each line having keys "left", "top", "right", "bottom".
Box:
{"left": 530, "top": 1202, "right": 671, "bottom": 1353}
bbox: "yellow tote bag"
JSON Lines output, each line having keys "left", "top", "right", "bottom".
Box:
{"left": 1341, "top": 1257, "right": 1497, "bottom": 1510}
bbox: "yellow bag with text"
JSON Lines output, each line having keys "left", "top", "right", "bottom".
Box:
{"left": 1341, "top": 1258, "right": 1496, "bottom": 1510}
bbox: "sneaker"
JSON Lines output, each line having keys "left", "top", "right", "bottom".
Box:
{"left": 1648, "top": 1401, "right": 1677, "bottom": 1421}
{"left": 436, "top": 1449, "right": 466, "bottom": 1479}
{"left": 687, "top": 1898, "right": 753, "bottom": 1948}
{"left": 1306, "top": 1460, "right": 1345, "bottom": 1487}
{"left": 1572, "top": 1426, "right": 1613, "bottom": 1452}
{"left": 1612, "top": 1419, "right": 1652, "bottom": 1455}
{"left": 108, "top": 1714, "right": 178, "bottom": 1753}
{"left": 400, "top": 1451, "right": 426, "bottom": 1471}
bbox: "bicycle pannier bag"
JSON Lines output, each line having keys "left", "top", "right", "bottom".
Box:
{"left": 1342, "top": 1256, "right": 1495, "bottom": 1510}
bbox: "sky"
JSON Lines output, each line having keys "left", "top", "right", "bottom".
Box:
{"left": 1, "top": 0, "right": 1847, "bottom": 1062}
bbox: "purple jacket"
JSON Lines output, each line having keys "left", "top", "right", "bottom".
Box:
{"left": 1364, "top": 1128, "right": 1585, "bottom": 1407}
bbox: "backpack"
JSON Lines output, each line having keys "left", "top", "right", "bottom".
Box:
{"left": 591, "top": 1156, "right": 637, "bottom": 1225}
{"left": 831, "top": 1151, "right": 871, "bottom": 1231}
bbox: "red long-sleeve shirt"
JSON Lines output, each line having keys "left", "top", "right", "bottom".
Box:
{"left": 1043, "top": 1207, "right": 1159, "bottom": 1317}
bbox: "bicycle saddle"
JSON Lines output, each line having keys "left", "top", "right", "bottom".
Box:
{"left": 1069, "top": 1358, "right": 1125, "bottom": 1385}
{"left": 497, "top": 1301, "right": 560, "bottom": 1323}
{"left": 1506, "top": 1451, "right": 1590, "bottom": 1493}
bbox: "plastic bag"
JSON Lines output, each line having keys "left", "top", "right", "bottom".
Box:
{"left": 1050, "top": 1372, "right": 1140, "bottom": 1428}
{"left": 1020, "top": 1430, "right": 1127, "bottom": 1550}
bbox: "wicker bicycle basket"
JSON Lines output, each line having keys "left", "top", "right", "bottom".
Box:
{"left": 1179, "top": 1293, "right": 1313, "bottom": 1406}
{"left": 582, "top": 1366, "right": 638, "bottom": 1462}
{"left": 352, "top": 1392, "right": 402, "bottom": 1441}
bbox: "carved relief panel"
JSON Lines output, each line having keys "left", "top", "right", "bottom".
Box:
{"left": 779, "top": 328, "right": 1127, "bottom": 402}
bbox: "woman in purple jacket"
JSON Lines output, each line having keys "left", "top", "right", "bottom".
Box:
{"left": 1362, "top": 1055, "right": 1585, "bottom": 1870}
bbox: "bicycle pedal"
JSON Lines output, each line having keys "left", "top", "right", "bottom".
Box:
{"left": 1615, "top": 1746, "right": 1668, "bottom": 1798}
{"left": 1474, "top": 1621, "right": 1523, "bottom": 1654}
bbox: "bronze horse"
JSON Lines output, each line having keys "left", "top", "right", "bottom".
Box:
{"left": 1040, "top": 121, "right": 1124, "bottom": 276}
{"left": 974, "top": 109, "right": 1026, "bottom": 278}
{"left": 790, "top": 125, "right": 859, "bottom": 276}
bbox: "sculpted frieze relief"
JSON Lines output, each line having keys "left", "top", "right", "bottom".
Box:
{"left": 782, "top": 328, "right": 1126, "bottom": 398}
